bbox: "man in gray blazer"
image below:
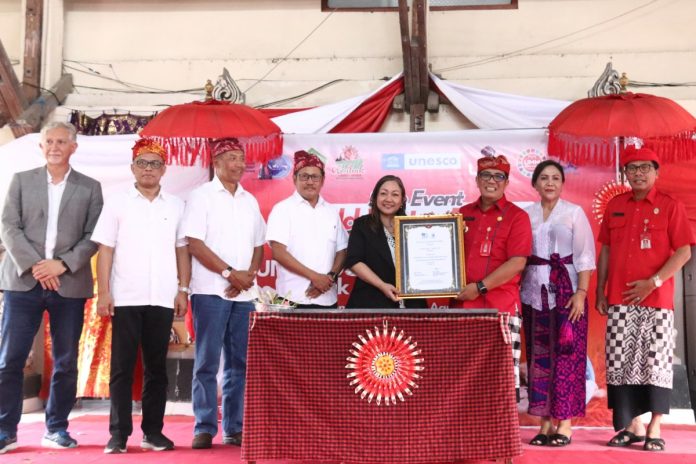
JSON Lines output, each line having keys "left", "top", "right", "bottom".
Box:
{"left": 0, "top": 122, "right": 103, "bottom": 454}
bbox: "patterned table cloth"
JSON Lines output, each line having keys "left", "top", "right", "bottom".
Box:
{"left": 242, "top": 311, "right": 521, "bottom": 463}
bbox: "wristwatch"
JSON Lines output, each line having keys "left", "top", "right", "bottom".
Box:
{"left": 476, "top": 280, "right": 488, "bottom": 295}
{"left": 178, "top": 286, "right": 192, "bottom": 295}
{"left": 221, "top": 266, "right": 233, "bottom": 279}
{"left": 327, "top": 271, "right": 338, "bottom": 282}
{"left": 652, "top": 274, "right": 663, "bottom": 288}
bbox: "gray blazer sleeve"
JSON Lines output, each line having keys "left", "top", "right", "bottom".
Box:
{"left": 0, "top": 172, "right": 44, "bottom": 275}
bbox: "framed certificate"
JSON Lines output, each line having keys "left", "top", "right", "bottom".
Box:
{"left": 394, "top": 214, "right": 466, "bottom": 298}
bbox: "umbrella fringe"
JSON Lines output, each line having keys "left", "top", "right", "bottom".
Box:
{"left": 548, "top": 132, "right": 617, "bottom": 167}
{"left": 548, "top": 130, "right": 696, "bottom": 167}
{"left": 643, "top": 131, "right": 696, "bottom": 165}
{"left": 146, "top": 134, "right": 283, "bottom": 167}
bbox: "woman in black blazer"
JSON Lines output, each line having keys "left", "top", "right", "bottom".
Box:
{"left": 345, "top": 175, "right": 426, "bottom": 309}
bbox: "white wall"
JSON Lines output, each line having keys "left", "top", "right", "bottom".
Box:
{"left": 6, "top": 0, "right": 696, "bottom": 130}
{"left": 0, "top": 0, "right": 22, "bottom": 87}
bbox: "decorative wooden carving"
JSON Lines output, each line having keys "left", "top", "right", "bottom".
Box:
{"left": 588, "top": 62, "right": 623, "bottom": 97}
{"left": 213, "top": 67, "right": 245, "bottom": 104}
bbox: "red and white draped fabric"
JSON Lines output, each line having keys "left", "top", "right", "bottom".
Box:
{"left": 430, "top": 72, "right": 571, "bottom": 130}
{"left": 271, "top": 73, "right": 404, "bottom": 134}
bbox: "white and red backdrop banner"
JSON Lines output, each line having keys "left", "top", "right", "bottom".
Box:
{"left": 0, "top": 129, "right": 617, "bottom": 423}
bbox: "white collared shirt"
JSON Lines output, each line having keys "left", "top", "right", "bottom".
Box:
{"left": 91, "top": 185, "right": 186, "bottom": 308}
{"left": 45, "top": 167, "right": 71, "bottom": 259}
{"left": 266, "top": 191, "right": 348, "bottom": 305}
{"left": 182, "top": 176, "right": 266, "bottom": 301}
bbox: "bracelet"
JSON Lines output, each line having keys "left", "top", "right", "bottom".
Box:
{"left": 576, "top": 288, "right": 587, "bottom": 294}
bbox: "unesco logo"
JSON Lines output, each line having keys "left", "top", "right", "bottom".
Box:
{"left": 382, "top": 153, "right": 405, "bottom": 170}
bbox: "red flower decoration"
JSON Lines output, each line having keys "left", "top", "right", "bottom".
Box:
{"left": 592, "top": 180, "right": 632, "bottom": 225}
{"left": 346, "top": 323, "right": 424, "bottom": 406}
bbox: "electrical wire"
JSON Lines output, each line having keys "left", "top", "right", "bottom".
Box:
{"left": 74, "top": 84, "right": 202, "bottom": 95}
{"left": 433, "top": 0, "right": 660, "bottom": 74}
{"left": 628, "top": 81, "right": 696, "bottom": 88}
{"left": 21, "top": 82, "right": 60, "bottom": 103}
{"left": 242, "top": 10, "right": 336, "bottom": 95}
{"left": 254, "top": 79, "right": 345, "bottom": 108}
{"left": 64, "top": 62, "right": 197, "bottom": 93}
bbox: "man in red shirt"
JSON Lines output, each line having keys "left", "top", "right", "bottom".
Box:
{"left": 596, "top": 146, "right": 694, "bottom": 452}
{"left": 452, "top": 154, "right": 532, "bottom": 398}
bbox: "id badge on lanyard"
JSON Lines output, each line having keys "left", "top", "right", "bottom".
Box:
{"left": 479, "top": 215, "right": 504, "bottom": 257}
{"left": 480, "top": 227, "right": 492, "bottom": 256}
{"left": 640, "top": 219, "right": 651, "bottom": 250}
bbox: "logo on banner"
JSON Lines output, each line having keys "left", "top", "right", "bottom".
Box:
{"left": 260, "top": 155, "right": 293, "bottom": 179}
{"left": 346, "top": 322, "right": 424, "bottom": 406}
{"left": 331, "top": 145, "right": 364, "bottom": 179}
{"left": 517, "top": 148, "right": 545, "bottom": 178}
{"left": 382, "top": 153, "right": 404, "bottom": 170}
{"left": 381, "top": 153, "right": 461, "bottom": 170}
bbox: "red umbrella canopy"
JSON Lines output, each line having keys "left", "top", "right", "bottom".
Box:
{"left": 140, "top": 99, "right": 283, "bottom": 166}
{"left": 548, "top": 92, "right": 696, "bottom": 167}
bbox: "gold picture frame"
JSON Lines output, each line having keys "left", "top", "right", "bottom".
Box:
{"left": 394, "top": 214, "right": 466, "bottom": 298}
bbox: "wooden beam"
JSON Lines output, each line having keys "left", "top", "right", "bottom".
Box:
{"left": 397, "top": 0, "right": 412, "bottom": 110}
{"left": 23, "top": 0, "right": 44, "bottom": 102}
{"left": 414, "top": 0, "right": 429, "bottom": 107}
{"left": 9, "top": 73, "right": 73, "bottom": 137}
{"left": 0, "top": 38, "right": 29, "bottom": 125}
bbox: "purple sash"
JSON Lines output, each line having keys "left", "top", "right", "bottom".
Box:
{"left": 527, "top": 253, "right": 575, "bottom": 354}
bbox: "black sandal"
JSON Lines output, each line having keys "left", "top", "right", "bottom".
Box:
{"left": 529, "top": 434, "right": 550, "bottom": 446}
{"left": 643, "top": 437, "right": 665, "bottom": 452}
{"left": 607, "top": 430, "right": 645, "bottom": 447}
{"left": 549, "top": 433, "right": 572, "bottom": 447}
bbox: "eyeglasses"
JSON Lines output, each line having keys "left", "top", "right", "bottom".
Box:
{"left": 134, "top": 159, "right": 164, "bottom": 170}
{"left": 216, "top": 152, "right": 245, "bottom": 163}
{"left": 477, "top": 172, "right": 507, "bottom": 182}
{"left": 297, "top": 173, "right": 323, "bottom": 182}
{"left": 624, "top": 163, "right": 654, "bottom": 175}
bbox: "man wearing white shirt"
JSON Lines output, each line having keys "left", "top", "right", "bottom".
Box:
{"left": 92, "top": 139, "right": 190, "bottom": 454}
{"left": 182, "top": 138, "right": 265, "bottom": 449}
{"left": 266, "top": 150, "right": 347, "bottom": 308}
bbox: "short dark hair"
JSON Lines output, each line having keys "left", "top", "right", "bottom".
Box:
{"left": 531, "top": 160, "right": 565, "bottom": 186}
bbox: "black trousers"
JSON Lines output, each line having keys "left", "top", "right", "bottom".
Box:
{"left": 109, "top": 305, "right": 174, "bottom": 438}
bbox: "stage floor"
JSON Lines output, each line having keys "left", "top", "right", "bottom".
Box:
{"left": 7, "top": 402, "right": 695, "bottom": 464}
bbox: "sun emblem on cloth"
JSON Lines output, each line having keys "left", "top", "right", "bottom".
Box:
{"left": 346, "top": 322, "right": 424, "bottom": 406}
{"left": 592, "top": 180, "right": 631, "bottom": 225}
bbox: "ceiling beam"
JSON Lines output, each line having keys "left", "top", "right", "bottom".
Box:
{"left": 23, "top": 0, "right": 44, "bottom": 102}
{"left": 9, "top": 73, "right": 73, "bottom": 137}
{"left": 398, "top": 0, "right": 429, "bottom": 132}
{"left": 0, "top": 39, "right": 29, "bottom": 127}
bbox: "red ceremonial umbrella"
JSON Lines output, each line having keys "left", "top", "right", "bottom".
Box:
{"left": 548, "top": 92, "right": 696, "bottom": 167}
{"left": 140, "top": 99, "right": 283, "bottom": 166}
